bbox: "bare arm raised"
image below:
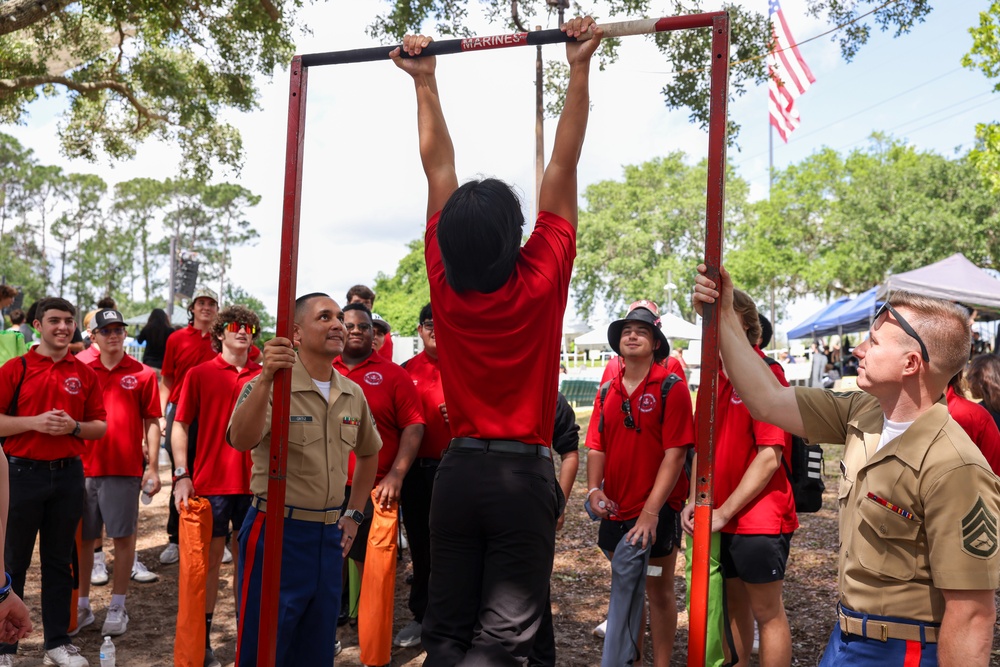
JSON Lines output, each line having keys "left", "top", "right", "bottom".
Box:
{"left": 538, "top": 16, "right": 603, "bottom": 229}
{"left": 693, "top": 264, "right": 805, "bottom": 436}
{"left": 391, "top": 36, "right": 459, "bottom": 220}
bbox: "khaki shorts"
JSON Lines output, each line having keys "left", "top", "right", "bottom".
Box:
{"left": 82, "top": 476, "right": 141, "bottom": 540}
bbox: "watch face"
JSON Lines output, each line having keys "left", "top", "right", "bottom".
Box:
{"left": 174, "top": 467, "right": 186, "bottom": 477}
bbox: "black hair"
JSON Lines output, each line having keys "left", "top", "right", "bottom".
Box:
{"left": 343, "top": 302, "right": 373, "bottom": 321}
{"left": 758, "top": 313, "right": 773, "bottom": 349}
{"left": 9, "top": 309, "right": 25, "bottom": 325}
{"left": 418, "top": 303, "right": 432, "bottom": 325}
{"left": 346, "top": 285, "right": 375, "bottom": 304}
{"left": 34, "top": 297, "right": 76, "bottom": 320}
{"left": 139, "top": 308, "right": 174, "bottom": 349}
{"left": 295, "top": 292, "right": 330, "bottom": 322}
{"left": 437, "top": 178, "right": 524, "bottom": 293}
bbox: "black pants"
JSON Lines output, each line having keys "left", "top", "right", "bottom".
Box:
{"left": 164, "top": 404, "right": 197, "bottom": 544}
{"left": 400, "top": 459, "right": 438, "bottom": 623}
{"left": 1, "top": 458, "right": 85, "bottom": 652}
{"left": 422, "top": 449, "right": 558, "bottom": 666}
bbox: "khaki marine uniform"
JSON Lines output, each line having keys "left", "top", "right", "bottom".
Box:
{"left": 795, "top": 389, "right": 1000, "bottom": 623}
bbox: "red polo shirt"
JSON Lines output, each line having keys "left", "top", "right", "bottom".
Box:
{"left": 0, "top": 349, "right": 106, "bottom": 460}
{"left": 947, "top": 386, "right": 1000, "bottom": 475}
{"left": 176, "top": 354, "right": 261, "bottom": 495}
{"left": 584, "top": 355, "right": 688, "bottom": 451}
{"left": 704, "top": 348, "right": 798, "bottom": 535}
{"left": 84, "top": 355, "right": 161, "bottom": 477}
{"left": 334, "top": 353, "right": 424, "bottom": 484}
{"left": 162, "top": 325, "right": 216, "bottom": 405}
{"left": 426, "top": 210, "right": 574, "bottom": 446}
{"left": 588, "top": 363, "right": 694, "bottom": 518}
{"left": 404, "top": 351, "right": 451, "bottom": 459}
{"left": 378, "top": 332, "right": 394, "bottom": 362}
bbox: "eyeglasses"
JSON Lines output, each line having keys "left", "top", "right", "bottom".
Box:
{"left": 621, "top": 398, "right": 636, "bottom": 430}
{"left": 225, "top": 322, "right": 258, "bottom": 335}
{"left": 96, "top": 326, "right": 126, "bottom": 337}
{"left": 420, "top": 321, "right": 434, "bottom": 331}
{"left": 343, "top": 323, "right": 372, "bottom": 333}
{"left": 873, "top": 301, "right": 930, "bottom": 363}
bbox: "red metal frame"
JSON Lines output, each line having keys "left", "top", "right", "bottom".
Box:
{"left": 261, "top": 14, "right": 729, "bottom": 667}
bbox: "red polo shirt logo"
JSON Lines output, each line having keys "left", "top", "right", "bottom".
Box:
{"left": 64, "top": 377, "right": 82, "bottom": 395}
{"left": 638, "top": 393, "right": 657, "bottom": 413}
{"left": 731, "top": 392, "right": 743, "bottom": 405}
{"left": 364, "top": 371, "right": 383, "bottom": 386}
{"left": 119, "top": 375, "right": 138, "bottom": 390}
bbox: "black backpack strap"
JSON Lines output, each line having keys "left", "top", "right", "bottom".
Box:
{"left": 597, "top": 380, "right": 612, "bottom": 434}
{"left": 8, "top": 356, "right": 27, "bottom": 417}
{"left": 658, "top": 373, "right": 682, "bottom": 425}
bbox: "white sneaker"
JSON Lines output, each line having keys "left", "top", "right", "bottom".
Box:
{"left": 221, "top": 546, "right": 233, "bottom": 564}
{"left": 90, "top": 552, "right": 108, "bottom": 586}
{"left": 159, "top": 543, "right": 180, "bottom": 564}
{"left": 0, "top": 653, "right": 15, "bottom": 665}
{"left": 68, "top": 606, "right": 94, "bottom": 637}
{"left": 42, "top": 644, "right": 88, "bottom": 666}
{"left": 592, "top": 619, "right": 607, "bottom": 638}
{"left": 101, "top": 604, "right": 128, "bottom": 636}
{"left": 393, "top": 619, "right": 422, "bottom": 647}
{"left": 131, "top": 556, "right": 159, "bottom": 583}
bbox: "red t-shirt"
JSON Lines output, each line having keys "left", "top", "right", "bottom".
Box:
{"left": 587, "top": 363, "right": 694, "bottom": 518}
{"left": 83, "top": 355, "right": 162, "bottom": 477}
{"left": 0, "top": 349, "right": 106, "bottom": 460}
{"left": 404, "top": 351, "right": 451, "bottom": 459}
{"left": 703, "top": 348, "right": 798, "bottom": 534}
{"left": 947, "top": 386, "right": 1000, "bottom": 475}
{"left": 425, "top": 210, "right": 574, "bottom": 446}
{"left": 175, "top": 355, "right": 261, "bottom": 495}
{"left": 334, "top": 353, "right": 424, "bottom": 484}
{"left": 378, "top": 332, "right": 394, "bottom": 362}
{"left": 162, "top": 325, "right": 217, "bottom": 404}
{"left": 584, "top": 356, "right": 688, "bottom": 451}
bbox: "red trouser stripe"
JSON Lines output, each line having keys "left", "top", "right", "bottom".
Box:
{"left": 903, "top": 640, "right": 921, "bottom": 667}
{"left": 235, "top": 511, "right": 266, "bottom": 666}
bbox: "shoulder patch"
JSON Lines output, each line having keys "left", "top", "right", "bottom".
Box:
{"left": 961, "top": 496, "right": 998, "bottom": 559}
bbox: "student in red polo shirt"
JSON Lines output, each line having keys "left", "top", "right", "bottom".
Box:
{"left": 75, "top": 310, "right": 162, "bottom": 639}
{"left": 392, "top": 16, "right": 602, "bottom": 663}
{"left": 681, "top": 289, "right": 797, "bottom": 667}
{"left": 395, "top": 303, "right": 448, "bottom": 649}
{"left": 346, "top": 285, "right": 394, "bottom": 362}
{"left": 588, "top": 306, "right": 693, "bottom": 666}
{"left": 0, "top": 297, "right": 107, "bottom": 667}
{"left": 172, "top": 305, "right": 261, "bottom": 667}
{"left": 160, "top": 286, "right": 219, "bottom": 564}
{"left": 946, "top": 371, "right": 1000, "bottom": 475}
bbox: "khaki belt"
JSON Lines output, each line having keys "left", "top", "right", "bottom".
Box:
{"left": 252, "top": 497, "right": 341, "bottom": 525}
{"left": 838, "top": 608, "right": 938, "bottom": 643}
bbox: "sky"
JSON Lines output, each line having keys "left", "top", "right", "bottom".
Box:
{"left": 4, "top": 0, "right": 997, "bottom": 338}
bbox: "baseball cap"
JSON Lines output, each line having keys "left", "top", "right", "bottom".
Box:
{"left": 92, "top": 309, "right": 126, "bottom": 331}
{"left": 371, "top": 313, "right": 391, "bottom": 333}
{"left": 188, "top": 286, "right": 219, "bottom": 310}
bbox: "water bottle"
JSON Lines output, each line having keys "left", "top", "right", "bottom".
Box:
{"left": 140, "top": 478, "right": 156, "bottom": 505}
{"left": 100, "top": 636, "right": 116, "bottom": 667}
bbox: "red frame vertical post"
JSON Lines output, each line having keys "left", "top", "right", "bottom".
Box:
{"left": 257, "top": 56, "right": 308, "bottom": 667}
{"left": 688, "top": 14, "right": 730, "bottom": 667}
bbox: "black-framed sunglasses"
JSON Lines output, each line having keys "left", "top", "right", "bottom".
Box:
{"left": 420, "top": 320, "right": 434, "bottom": 331}
{"left": 621, "top": 398, "right": 636, "bottom": 430}
{"left": 873, "top": 301, "right": 930, "bottom": 363}
{"left": 343, "top": 322, "right": 372, "bottom": 333}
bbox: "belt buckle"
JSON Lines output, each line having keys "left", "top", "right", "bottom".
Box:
{"left": 325, "top": 509, "right": 338, "bottom": 524}
{"left": 878, "top": 623, "right": 888, "bottom": 642}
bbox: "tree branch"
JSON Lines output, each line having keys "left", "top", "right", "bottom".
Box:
{"left": 259, "top": 0, "right": 280, "bottom": 22}
{"left": 0, "top": 0, "right": 75, "bottom": 37}
{"left": 0, "top": 75, "right": 170, "bottom": 123}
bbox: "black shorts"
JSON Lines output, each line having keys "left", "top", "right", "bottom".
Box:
{"left": 598, "top": 505, "right": 682, "bottom": 559}
{"left": 206, "top": 494, "right": 253, "bottom": 538}
{"left": 720, "top": 532, "right": 793, "bottom": 584}
{"left": 343, "top": 485, "right": 376, "bottom": 562}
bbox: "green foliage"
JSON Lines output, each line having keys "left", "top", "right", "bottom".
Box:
{"left": 372, "top": 238, "right": 430, "bottom": 336}
{"left": 0, "top": 0, "right": 308, "bottom": 179}
{"left": 963, "top": 3, "right": 1000, "bottom": 197}
{"left": 225, "top": 283, "right": 276, "bottom": 332}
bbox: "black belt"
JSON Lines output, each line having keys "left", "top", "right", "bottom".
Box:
{"left": 416, "top": 458, "right": 441, "bottom": 468}
{"left": 449, "top": 437, "right": 551, "bottom": 460}
{"left": 7, "top": 456, "right": 81, "bottom": 470}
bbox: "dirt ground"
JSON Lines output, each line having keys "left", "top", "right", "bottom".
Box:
{"left": 12, "top": 430, "right": 1000, "bottom": 665}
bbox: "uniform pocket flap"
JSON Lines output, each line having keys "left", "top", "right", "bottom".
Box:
{"left": 859, "top": 495, "right": 921, "bottom": 540}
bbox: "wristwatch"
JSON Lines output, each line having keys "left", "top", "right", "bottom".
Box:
{"left": 172, "top": 467, "right": 190, "bottom": 483}
{"left": 71, "top": 421, "right": 81, "bottom": 437}
{"left": 343, "top": 509, "right": 365, "bottom": 525}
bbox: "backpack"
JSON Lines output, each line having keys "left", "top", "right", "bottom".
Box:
{"left": 763, "top": 357, "right": 825, "bottom": 513}
{"left": 597, "top": 373, "right": 682, "bottom": 433}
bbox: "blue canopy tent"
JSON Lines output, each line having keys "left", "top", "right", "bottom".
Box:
{"left": 786, "top": 295, "right": 852, "bottom": 340}
{"left": 787, "top": 287, "right": 882, "bottom": 339}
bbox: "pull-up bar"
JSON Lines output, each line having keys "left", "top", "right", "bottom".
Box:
{"left": 261, "top": 12, "right": 729, "bottom": 667}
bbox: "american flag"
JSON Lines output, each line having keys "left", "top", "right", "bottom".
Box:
{"left": 768, "top": 0, "right": 815, "bottom": 142}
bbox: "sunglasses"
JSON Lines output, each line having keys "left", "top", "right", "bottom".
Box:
{"left": 621, "top": 398, "right": 636, "bottom": 430}
{"left": 343, "top": 322, "right": 372, "bottom": 333}
{"left": 96, "top": 326, "right": 126, "bottom": 337}
{"left": 873, "top": 301, "right": 930, "bottom": 363}
{"left": 225, "top": 322, "right": 258, "bottom": 335}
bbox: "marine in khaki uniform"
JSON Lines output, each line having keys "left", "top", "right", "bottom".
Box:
{"left": 227, "top": 293, "right": 381, "bottom": 667}
{"left": 695, "top": 266, "right": 1000, "bottom": 667}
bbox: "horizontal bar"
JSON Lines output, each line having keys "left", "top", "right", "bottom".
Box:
{"left": 300, "top": 12, "right": 726, "bottom": 67}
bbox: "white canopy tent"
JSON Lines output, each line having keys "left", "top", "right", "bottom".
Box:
{"left": 878, "top": 253, "right": 1000, "bottom": 316}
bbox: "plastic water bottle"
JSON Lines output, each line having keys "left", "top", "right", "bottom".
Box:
{"left": 100, "top": 635, "right": 116, "bottom": 667}
{"left": 140, "top": 478, "right": 156, "bottom": 505}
